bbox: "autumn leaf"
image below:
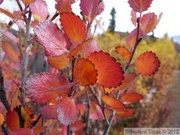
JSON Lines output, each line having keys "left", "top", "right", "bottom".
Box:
{"left": 140, "top": 12, "right": 163, "bottom": 34}
{"left": 22, "top": 0, "right": 35, "bottom": 4}
{"left": 57, "top": 97, "right": 77, "bottom": 126}
{"left": 128, "top": 0, "right": 153, "bottom": 13}
{"left": 80, "top": 0, "right": 104, "bottom": 19}
{"left": 102, "top": 95, "right": 125, "bottom": 110}
{"left": 126, "top": 29, "right": 143, "bottom": 48}
{"left": 0, "top": 113, "right": 4, "bottom": 126}
{"left": 25, "top": 72, "right": 74, "bottom": 104}
{"left": 121, "top": 93, "right": 143, "bottom": 102}
{"left": 74, "top": 58, "right": 97, "bottom": 86}
{"left": 115, "top": 46, "right": 131, "bottom": 60}
{"left": 118, "top": 73, "right": 137, "bottom": 90}
{"left": 0, "top": 8, "right": 15, "bottom": 18}
{"left": 6, "top": 109, "right": 19, "bottom": 131}
{"left": 136, "top": 51, "right": 160, "bottom": 76}
{"left": 34, "top": 21, "right": 69, "bottom": 57}
{"left": 29, "top": 0, "right": 48, "bottom": 21}
{"left": 68, "top": 38, "right": 93, "bottom": 58}
{"left": 48, "top": 52, "right": 70, "bottom": 70}
{"left": 116, "top": 109, "right": 135, "bottom": 118}
{"left": 60, "top": 12, "right": 86, "bottom": 43}
{"left": 55, "top": 0, "right": 72, "bottom": 13}
{"left": 131, "top": 10, "right": 137, "bottom": 26}
{"left": 40, "top": 105, "right": 58, "bottom": 119}
{"left": 10, "top": 128, "right": 33, "bottom": 135}
{"left": 88, "top": 51, "right": 124, "bottom": 88}
{"left": 2, "top": 41, "right": 20, "bottom": 63}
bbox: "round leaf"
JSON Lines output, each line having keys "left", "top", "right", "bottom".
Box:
{"left": 136, "top": 51, "right": 160, "bottom": 76}
{"left": 74, "top": 58, "right": 97, "bottom": 86}
{"left": 88, "top": 51, "right": 124, "bottom": 88}
{"left": 121, "top": 93, "right": 143, "bottom": 102}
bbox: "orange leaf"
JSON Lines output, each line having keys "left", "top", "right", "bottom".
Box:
{"left": 102, "top": 95, "right": 125, "bottom": 110}
{"left": 116, "top": 109, "right": 135, "bottom": 118}
{"left": 0, "top": 112, "right": 5, "bottom": 126}
{"left": 115, "top": 46, "right": 131, "bottom": 60}
{"left": 22, "top": 0, "right": 35, "bottom": 4}
{"left": 0, "top": 8, "right": 15, "bottom": 18}
{"left": 2, "top": 41, "right": 20, "bottom": 63}
{"left": 48, "top": 52, "right": 69, "bottom": 70}
{"left": 121, "top": 93, "right": 143, "bottom": 102}
{"left": 6, "top": 109, "right": 19, "bottom": 131}
{"left": 74, "top": 58, "right": 97, "bottom": 86}
{"left": 69, "top": 38, "right": 93, "bottom": 58}
{"left": 60, "top": 12, "right": 86, "bottom": 43}
{"left": 88, "top": 51, "right": 124, "bottom": 88}
{"left": 136, "top": 51, "right": 160, "bottom": 76}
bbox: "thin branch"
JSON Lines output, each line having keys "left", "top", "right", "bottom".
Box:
{"left": 20, "top": 11, "right": 32, "bottom": 105}
{"left": 89, "top": 86, "right": 109, "bottom": 125}
{"left": 1, "top": 122, "right": 9, "bottom": 135}
{"left": 30, "top": 115, "right": 42, "bottom": 128}
{"left": 85, "top": 91, "right": 91, "bottom": 135}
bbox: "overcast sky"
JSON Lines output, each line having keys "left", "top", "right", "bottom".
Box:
{"left": 1, "top": 0, "right": 180, "bottom": 38}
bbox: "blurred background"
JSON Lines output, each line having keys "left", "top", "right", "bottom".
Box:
{"left": 1, "top": 0, "right": 180, "bottom": 134}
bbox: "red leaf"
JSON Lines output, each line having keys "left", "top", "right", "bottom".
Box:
{"left": 121, "top": 93, "right": 143, "bottom": 102}
{"left": 116, "top": 109, "right": 135, "bottom": 118}
{"left": 25, "top": 72, "right": 73, "bottom": 104}
{"left": 40, "top": 105, "right": 58, "bottom": 119}
{"left": 90, "top": 104, "right": 104, "bottom": 120}
{"left": 10, "top": 128, "right": 33, "bottom": 135}
{"left": 115, "top": 46, "right": 131, "bottom": 60}
{"left": 118, "top": 73, "right": 137, "bottom": 90}
{"left": 57, "top": 97, "right": 77, "bottom": 126}
{"left": 128, "top": 0, "right": 153, "bottom": 13}
{"left": 55, "top": 0, "right": 73, "bottom": 13}
{"left": 6, "top": 109, "right": 19, "bottom": 131}
{"left": 131, "top": 10, "right": 137, "bottom": 26}
{"left": 2, "top": 41, "right": 20, "bottom": 63}
{"left": 74, "top": 58, "right": 97, "bottom": 86}
{"left": 69, "top": 38, "right": 93, "bottom": 58}
{"left": 140, "top": 12, "right": 163, "bottom": 34}
{"left": 126, "top": 29, "right": 143, "bottom": 48}
{"left": 80, "top": 0, "right": 104, "bottom": 19}
{"left": 60, "top": 12, "right": 86, "bottom": 43}
{"left": 34, "top": 21, "right": 69, "bottom": 57}
{"left": 102, "top": 95, "right": 125, "bottom": 110}
{"left": 136, "top": 51, "right": 160, "bottom": 76}
{"left": 48, "top": 52, "right": 69, "bottom": 70}
{"left": 82, "top": 40, "right": 100, "bottom": 58}
{"left": 88, "top": 51, "right": 124, "bottom": 88}
{"left": 29, "top": 0, "right": 48, "bottom": 21}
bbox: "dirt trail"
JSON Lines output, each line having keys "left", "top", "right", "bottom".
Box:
{"left": 163, "top": 71, "right": 180, "bottom": 127}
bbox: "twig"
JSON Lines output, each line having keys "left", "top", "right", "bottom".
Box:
{"left": 85, "top": 91, "right": 91, "bottom": 135}
{"left": 1, "top": 122, "right": 9, "bottom": 135}
{"left": 20, "top": 10, "right": 32, "bottom": 105}
{"left": 30, "top": 115, "right": 42, "bottom": 128}
{"left": 89, "top": 86, "right": 109, "bottom": 125}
